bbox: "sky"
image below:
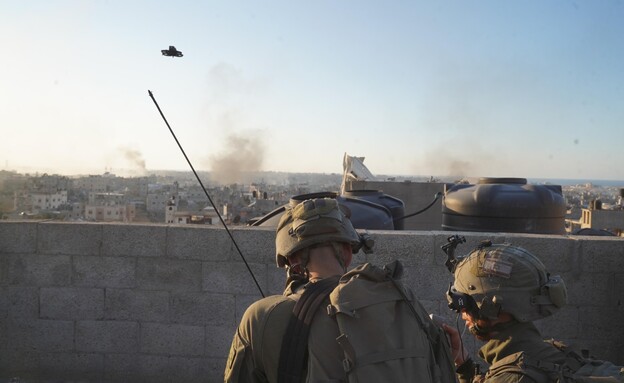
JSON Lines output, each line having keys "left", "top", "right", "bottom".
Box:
{"left": 1, "top": 0, "right": 623, "bottom": 183}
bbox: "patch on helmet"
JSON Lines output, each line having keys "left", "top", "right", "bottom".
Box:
{"left": 481, "top": 255, "right": 513, "bottom": 278}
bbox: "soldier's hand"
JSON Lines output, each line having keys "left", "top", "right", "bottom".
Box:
{"left": 442, "top": 323, "right": 469, "bottom": 367}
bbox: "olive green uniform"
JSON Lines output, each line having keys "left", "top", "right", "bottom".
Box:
{"left": 457, "top": 322, "right": 566, "bottom": 383}
{"left": 224, "top": 281, "right": 347, "bottom": 383}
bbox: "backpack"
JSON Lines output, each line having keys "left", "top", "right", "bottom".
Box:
{"left": 481, "top": 340, "right": 624, "bottom": 383}
{"left": 277, "top": 261, "right": 457, "bottom": 383}
{"left": 326, "top": 261, "right": 457, "bottom": 383}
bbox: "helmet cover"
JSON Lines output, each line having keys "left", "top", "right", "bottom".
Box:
{"left": 449, "top": 243, "right": 567, "bottom": 322}
{"left": 275, "top": 198, "right": 362, "bottom": 268}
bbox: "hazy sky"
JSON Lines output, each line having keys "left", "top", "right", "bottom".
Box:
{"left": 2, "top": 0, "right": 623, "bottom": 181}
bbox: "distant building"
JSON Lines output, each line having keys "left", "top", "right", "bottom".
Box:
{"left": 73, "top": 173, "right": 117, "bottom": 193}
{"left": 85, "top": 192, "right": 135, "bottom": 222}
{"left": 568, "top": 196, "right": 624, "bottom": 236}
{"left": 165, "top": 197, "right": 217, "bottom": 225}
{"left": 85, "top": 205, "right": 136, "bottom": 222}
{"left": 31, "top": 190, "right": 68, "bottom": 211}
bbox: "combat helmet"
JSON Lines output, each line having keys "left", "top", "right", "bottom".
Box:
{"left": 275, "top": 197, "right": 363, "bottom": 268}
{"left": 447, "top": 242, "right": 567, "bottom": 322}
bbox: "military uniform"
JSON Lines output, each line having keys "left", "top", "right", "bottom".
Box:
{"left": 225, "top": 198, "right": 457, "bottom": 383}
{"left": 224, "top": 280, "right": 347, "bottom": 383}
{"left": 456, "top": 321, "right": 566, "bottom": 383}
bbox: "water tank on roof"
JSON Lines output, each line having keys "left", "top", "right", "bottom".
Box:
{"left": 342, "top": 189, "right": 405, "bottom": 230}
{"left": 442, "top": 177, "right": 566, "bottom": 234}
{"left": 250, "top": 190, "right": 404, "bottom": 230}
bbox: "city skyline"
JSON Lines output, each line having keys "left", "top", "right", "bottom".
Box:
{"left": 2, "top": 1, "right": 623, "bottom": 182}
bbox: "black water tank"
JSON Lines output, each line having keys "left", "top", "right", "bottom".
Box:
{"left": 442, "top": 178, "right": 566, "bottom": 234}
{"left": 342, "top": 190, "right": 406, "bottom": 230}
{"left": 250, "top": 191, "right": 401, "bottom": 230}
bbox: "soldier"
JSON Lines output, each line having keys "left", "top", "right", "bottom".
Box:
{"left": 224, "top": 197, "right": 456, "bottom": 383}
{"left": 441, "top": 242, "right": 578, "bottom": 382}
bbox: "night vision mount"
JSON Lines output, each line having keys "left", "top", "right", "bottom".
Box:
{"left": 441, "top": 235, "right": 466, "bottom": 273}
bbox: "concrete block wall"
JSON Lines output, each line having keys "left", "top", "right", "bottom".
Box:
{"left": 0, "top": 221, "right": 623, "bottom": 382}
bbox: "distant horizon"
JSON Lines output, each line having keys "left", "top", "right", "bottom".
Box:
{"left": 3, "top": 166, "right": 624, "bottom": 187}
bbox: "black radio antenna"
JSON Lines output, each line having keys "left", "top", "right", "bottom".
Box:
{"left": 148, "top": 90, "right": 265, "bottom": 297}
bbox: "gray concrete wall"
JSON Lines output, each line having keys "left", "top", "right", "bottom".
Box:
{"left": 0, "top": 221, "right": 622, "bottom": 383}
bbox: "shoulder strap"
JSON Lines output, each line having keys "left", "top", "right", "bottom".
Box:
{"left": 277, "top": 276, "right": 340, "bottom": 383}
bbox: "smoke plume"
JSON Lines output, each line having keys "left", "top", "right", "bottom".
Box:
{"left": 208, "top": 132, "right": 265, "bottom": 185}
{"left": 118, "top": 147, "right": 147, "bottom": 174}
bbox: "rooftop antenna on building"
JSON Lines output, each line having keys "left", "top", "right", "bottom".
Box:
{"left": 148, "top": 90, "right": 265, "bottom": 297}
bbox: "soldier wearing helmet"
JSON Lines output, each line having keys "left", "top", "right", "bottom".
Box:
{"left": 441, "top": 242, "right": 569, "bottom": 383}
{"left": 224, "top": 198, "right": 366, "bottom": 382}
{"left": 224, "top": 197, "right": 454, "bottom": 382}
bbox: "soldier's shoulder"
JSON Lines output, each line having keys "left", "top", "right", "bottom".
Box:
{"left": 241, "top": 294, "right": 296, "bottom": 323}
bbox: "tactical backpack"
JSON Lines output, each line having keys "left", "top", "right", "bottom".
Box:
{"left": 480, "top": 340, "right": 624, "bottom": 383}
{"left": 277, "top": 261, "right": 457, "bottom": 383}
{"left": 328, "top": 261, "right": 457, "bottom": 383}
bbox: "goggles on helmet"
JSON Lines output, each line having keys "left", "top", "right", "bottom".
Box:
{"left": 446, "top": 284, "right": 480, "bottom": 319}
{"left": 447, "top": 283, "right": 503, "bottom": 321}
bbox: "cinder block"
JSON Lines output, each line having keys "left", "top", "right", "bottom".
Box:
{"left": 5, "top": 286, "right": 39, "bottom": 321}
{"left": 434, "top": 231, "right": 507, "bottom": 263}
{"left": 73, "top": 255, "right": 136, "bottom": 288}
{"left": 140, "top": 322, "right": 205, "bottom": 356}
{"left": 102, "top": 224, "right": 166, "bottom": 258}
{"left": 580, "top": 237, "right": 624, "bottom": 273}
{"left": 8, "top": 319, "right": 74, "bottom": 352}
{"left": 615, "top": 273, "right": 624, "bottom": 311}
{"left": 206, "top": 324, "right": 237, "bottom": 358}
{"left": 563, "top": 272, "right": 613, "bottom": 306}
{"left": 7, "top": 253, "right": 71, "bottom": 286}
{"left": 104, "top": 353, "right": 141, "bottom": 383}
{"left": 170, "top": 291, "right": 235, "bottom": 326}
{"left": 0, "top": 221, "right": 38, "bottom": 254}
{"left": 267, "top": 266, "right": 287, "bottom": 295}
{"left": 503, "top": 235, "right": 579, "bottom": 273}
{"left": 167, "top": 225, "right": 231, "bottom": 261}
{"left": 76, "top": 320, "right": 138, "bottom": 353}
{"left": 0, "top": 349, "right": 39, "bottom": 375}
{"left": 402, "top": 264, "right": 453, "bottom": 301}
{"left": 37, "top": 222, "right": 102, "bottom": 255}
{"left": 0, "top": 254, "right": 6, "bottom": 286}
{"left": 105, "top": 288, "right": 170, "bottom": 322}
{"left": 534, "top": 305, "right": 579, "bottom": 339}
{"left": 579, "top": 306, "right": 624, "bottom": 343}
{"left": 368, "top": 231, "right": 435, "bottom": 267}
{"left": 35, "top": 352, "right": 104, "bottom": 381}
{"left": 137, "top": 257, "right": 202, "bottom": 291}
{"left": 230, "top": 227, "right": 275, "bottom": 263}
{"left": 40, "top": 287, "right": 104, "bottom": 320}
{"left": 132, "top": 355, "right": 226, "bottom": 383}
{"left": 574, "top": 338, "right": 624, "bottom": 366}
{"left": 0, "top": 313, "right": 6, "bottom": 357}
{"left": 203, "top": 261, "right": 267, "bottom": 295}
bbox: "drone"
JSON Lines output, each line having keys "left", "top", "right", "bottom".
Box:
{"left": 161, "top": 46, "right": 183, "bottom": 58}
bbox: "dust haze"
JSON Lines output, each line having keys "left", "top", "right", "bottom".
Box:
{"left": 208, "top": 132, "right": 265, "bottom": 185}
{"left": 202, "top": 62, "right": 267, "bottom": 185}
